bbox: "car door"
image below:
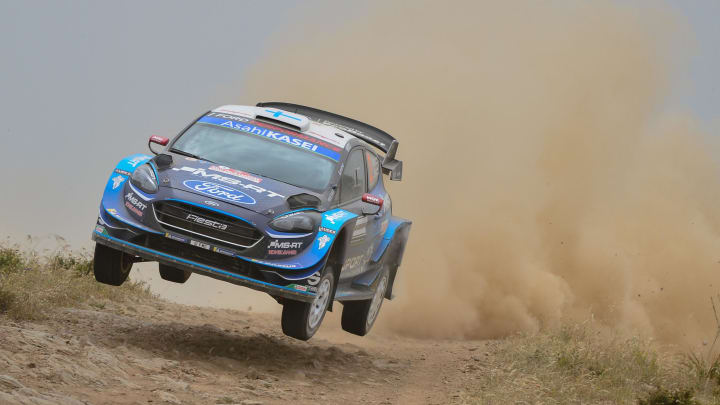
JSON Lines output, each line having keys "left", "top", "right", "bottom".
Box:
{"left": 336, "top": 148, "right": 374, "bottom": 280}
{"left": 362, "top": 149, "right": 387, "bottom": 257}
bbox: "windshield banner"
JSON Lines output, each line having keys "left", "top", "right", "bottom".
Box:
{"left": 198, "top": 115, "right": 341, "bottom": 161}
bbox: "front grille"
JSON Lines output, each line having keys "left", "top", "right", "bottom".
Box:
{"left": 153, "top": 201, "right": 263, "bottom": 248}
{"left": 132, "top": 234, "right": 254, "bottom": 277}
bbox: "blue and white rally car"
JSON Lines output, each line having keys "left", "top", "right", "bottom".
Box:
{"left": 91, "top": 102, "right": 411, "bottom": 340}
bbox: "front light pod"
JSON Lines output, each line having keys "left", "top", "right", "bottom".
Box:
{"left": 130, "top": 163, "right": 158, "bottom": 194}
{"left": 269, "top": 211, "right": 320, "bottom": 233}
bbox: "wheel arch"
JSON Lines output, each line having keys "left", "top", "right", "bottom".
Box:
{"left": 382, "top": 222, "right": 411, "bottom": 299}
{"left": 324, "top": 226, "right": 350, "bottom": 311}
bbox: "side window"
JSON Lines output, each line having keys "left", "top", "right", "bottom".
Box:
{"left": 365, "top": 150, "right": 381, "bottom": 191}
{"left": 340, "top": 149, "right": 367, "bottom": 204}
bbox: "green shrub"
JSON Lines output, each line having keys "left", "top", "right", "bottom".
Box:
{"left": 0, "top": 244, "right": 152, "bottom": 320}
{"left": 0, "top": 247, "right": 24, "bottom": 271}
{"left": 50, "top": 252, "right": 93, "bottom": 276}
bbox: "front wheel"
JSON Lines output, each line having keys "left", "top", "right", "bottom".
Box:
{"left": 341, "top": 269, "right": 389, "bottom": 336}
{"left": 281, "top": 270, "right": 335, "bottom": 341}
{"left": 93, "top": 243, "right": 133, "bottom": 286}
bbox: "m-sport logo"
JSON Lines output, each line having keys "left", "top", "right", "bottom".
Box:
{"left": 182, "top": 180, "right": 256, "bottom": 205}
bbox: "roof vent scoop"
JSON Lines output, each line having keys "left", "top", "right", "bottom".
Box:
{"left": 257, "top": 102, "right": 403, "bottom": 181}
{"left": 255, "top": 108, "right": 311, "bottom": 132}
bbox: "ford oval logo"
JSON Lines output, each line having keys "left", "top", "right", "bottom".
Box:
{"left": 183, "top": 180, "right": 256, "bottom": 205}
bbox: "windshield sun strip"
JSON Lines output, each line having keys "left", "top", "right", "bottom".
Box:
{"left": 196, "top": 116, "right": 342, "bottom": 161}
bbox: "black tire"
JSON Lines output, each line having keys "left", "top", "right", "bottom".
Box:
{"left": 281, "top": 270, "right": 335, "bottom": 341}
{"left": 159, "top": 263, "right": 192, "bottom": 283}
{"left": 341, "top": 269, "right": 389, "bottom": 336}
{"left": 93, "top": 243, "right": 133, "bottom": 286}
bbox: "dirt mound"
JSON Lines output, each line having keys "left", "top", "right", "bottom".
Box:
{"left": 0, "top": 299, "right": 471, "bottom": 404}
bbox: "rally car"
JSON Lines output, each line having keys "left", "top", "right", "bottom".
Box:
{"left": 91, "top": 102, "right": 411, "bottom": 340}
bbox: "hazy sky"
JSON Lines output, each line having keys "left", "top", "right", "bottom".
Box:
{"left": 0, "top": 0, "right": 717, "bottom": 247}
{"left": 0, "top": 1, "right": 305, "bottom": 245}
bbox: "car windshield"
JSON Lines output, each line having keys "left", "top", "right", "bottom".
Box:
{"left": 172, "top": 122, "right": 338, "bottom": 191}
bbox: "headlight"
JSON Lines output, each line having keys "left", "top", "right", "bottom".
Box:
{"left": 268, "top": 211, "right": 320, "bottom": 233}
{"left": 130, "top": 163, "right": 158, "bottom": 194}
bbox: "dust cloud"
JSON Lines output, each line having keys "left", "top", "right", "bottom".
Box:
{"left": 242, "top": 1, "right": 720, "bottom": 344}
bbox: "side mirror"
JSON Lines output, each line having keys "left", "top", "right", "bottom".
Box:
{"left": 148, "top": 135, "right": 169, "bottom": 155}
{"left": 361, "top": 193, "right": 384, "bottom": 215}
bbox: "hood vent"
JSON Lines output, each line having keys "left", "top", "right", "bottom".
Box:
{"left": 287, "top": 193, "right": 321, "bottom": 210}
{"left": 254, "top": 107, "right": 311, "bottom": 132}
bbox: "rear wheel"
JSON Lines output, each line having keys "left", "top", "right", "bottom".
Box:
{"left": 159, "top": 263, "right": 191, "bottom": 283}
{"left": 341, "top": 269, "right": 389, "bottom": 336}
{"left": 281, "top": 270, "right": 334, "bottom": 341}
{"left": 93, "top": 243, "right": 133, "bottom": 286}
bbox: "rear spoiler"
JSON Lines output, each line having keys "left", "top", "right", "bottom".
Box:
{"left": 257, "top": 102, "right": 402, "bottom": 181}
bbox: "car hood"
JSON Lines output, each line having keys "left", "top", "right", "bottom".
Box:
{"left": 158, "top": 156, "right": 314, "bottom": 216}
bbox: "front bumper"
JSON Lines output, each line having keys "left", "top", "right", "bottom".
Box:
{"left": 92, "top": 229, "right": 316, "bottom": 303}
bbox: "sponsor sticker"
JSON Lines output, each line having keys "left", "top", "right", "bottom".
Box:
{"left": 290, "top": 284, "right": 308, "bottom": 292}
{"left": 111, "top": 175, "right": 126, "bottom": 190}
{"left": 350, "top": 216, "right": 368, "bottom": 244}
{"left": 341, "top": 245, "right": 374, "bottom": 275}
{"left": 204, "top": 200, "right": 220, "bottom": 207}
{"left": 273, "top": 211, "right": 305, "bottom": 222}
{"left": 164, "top": 233, "right": 189, "bottom": 243}
{"left": 95, "top": 225, "right": 106, "bottom": 235}
{"left": 268, "top": 249, "right": 298, "bottom": 256}
{"left": 324, "top": 211, "right": 346, "bottom": 225}
{"left": 190, "top": 239, "right": 211, "bottom": 250}
{"left": 183, "top": 180, "right": 256, "bottom": 205}
{"left": 351, "top": 226, "right": 367, "bottom": 245}
{"left": 114, "top": 169, "right": 131, "bottom": 176}
{"left": 198, "top": 115, "right": 341, "bottom": 161}
{"left": 318, "top": 226, "right": 336, "bottom": 235}
{"left": 124, "top": 192, "right": 147, "bottom": 217}
{"left": 212, "top": 246, "right": 236, "bottom": 256}
{"left": 263, "top": 108, "right": 303, "bottom": 122}
{"left": 306, "top": 271, "right": 321, "bottom": 286}
{"left": 209, "top": 165, "right": 262, "bottom": 184}
{"left": 174, "top": 167, "right": 283, "bottom": 199}
{"left": 208, "top": 112, "right": 342, "bottom": 155}
{"left": 249, "top": 258, "right": 299, "bottom": 269}
{"left": 127, "top": 156, "right": 147, "bottom": 168}
{"left": 317, "top": 235, "right": 331, "bottom": 249}
{"left": 269, "top": 240, "right": 302, "bottom": 249}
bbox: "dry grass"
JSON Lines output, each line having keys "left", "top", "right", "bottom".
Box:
{"left": 0, "top": 242, "right": 153, "bottom": 321}
{"left": 4, "top": 241, "right": 720, "bottom": 404}
{"left": 470, "top": 322, "right": 720, "bottom": 404}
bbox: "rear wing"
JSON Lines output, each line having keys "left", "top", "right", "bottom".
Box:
{"left": 257, "top": 102, "right": 403, "bottom": 181}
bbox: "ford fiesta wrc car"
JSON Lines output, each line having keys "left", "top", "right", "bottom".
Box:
{"left": 91, "top": 102, "right": 411, "bottom": 340}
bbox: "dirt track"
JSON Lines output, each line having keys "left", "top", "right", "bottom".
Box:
{"left": 0, "top": 299, "right": 484, "bottom": 404}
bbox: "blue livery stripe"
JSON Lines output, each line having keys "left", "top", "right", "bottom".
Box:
{"left": 94, "top": 231, "right": 314, "bottom": 297}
